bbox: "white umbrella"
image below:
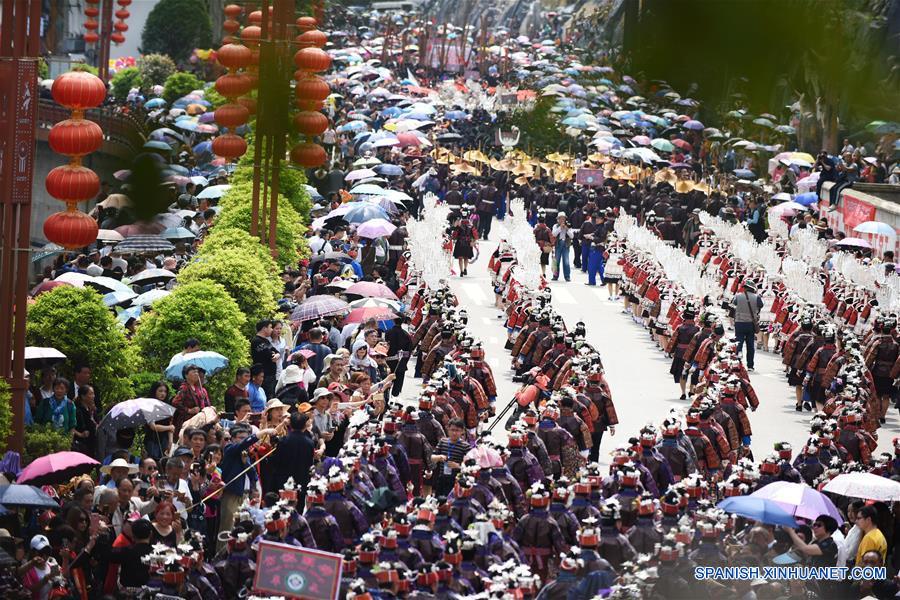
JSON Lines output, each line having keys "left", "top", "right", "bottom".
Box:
{"left": 345, "top": 168, "right": 378, "bottom": 182}
{"left": 96, "top": 229, "right": 124, "bottom": 242}
{"left": 132, "top": 289, "right": 170, "bottom": 307}
{"left": 822, "top": 472, "right": 900, "bottom": 501}
{"left": 853, "top": 221, "right": 896, "bottom": 237}
{"left": 771, "top": 192, "right": 792, "bottom": 202}
{"left": 53, "top": 272, "right": 93, "bottom": 287}
{"left": 197, "top": 184, "right": 231, "bottom": 199}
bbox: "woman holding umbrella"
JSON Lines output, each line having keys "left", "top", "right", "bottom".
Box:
{"left": 144, "top": 382, "right": 176, "bottom": 460}
{"left": 450, "top": 205, "right": 479, "bottom": 277}
{"left": 172, "top": 366, "right": 210, "bottom": 433}
{"left": 71, "top": 385, "right": 99, "bottom": 458}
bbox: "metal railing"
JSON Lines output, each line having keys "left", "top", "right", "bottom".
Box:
{"left": 36, "top": 98, "right": 147, "bottom": 159}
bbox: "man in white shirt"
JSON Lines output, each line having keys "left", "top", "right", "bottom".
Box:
{"left": 308, "top": 229, "right": 333, "bottom": 255}
{"left": 551, "top": 214, "right": 575, "bottom": 282}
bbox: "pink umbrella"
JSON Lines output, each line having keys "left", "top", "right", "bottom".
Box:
{"left": 835, "top": 237, "right": 873, "bottom": 249}
{"left": 750, "top": 481, "right": 843, "bottom": 523}
{"left": 345, "top": 281, "right": 399, "bottom": 300}
{"left": 631, "top": 135, "right": 651, "bottom": 146}
{"left": 344, "top": 305, "right": 398, "bottom": 323}
{"left": 356, "top": 218, "right": 397, "bottom": 239}
{"left": 17, "top": 451, "right": 100, "bottom": 486}
{"left": 196, "top": 124, "right": 219, "bottom": 134}
{"left": 396, "top": 132, "right": 423, "bottom": 147}
{"left": 30, "top": 280, "right": 72, "bottom": 297}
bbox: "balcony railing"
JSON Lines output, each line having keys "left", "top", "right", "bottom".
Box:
{"left": 36, "top": 98, "right": 147, "bottom": 160}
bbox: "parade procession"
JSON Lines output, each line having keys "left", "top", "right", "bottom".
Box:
{"left": 1, "top": 0, "right": 900, "bottom": 598}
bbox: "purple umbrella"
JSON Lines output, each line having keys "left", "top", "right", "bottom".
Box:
{"left": 198, "top": 112, "right": 216, "bottom": 123}
{"left": 683, "top": 119, "right": 704, "bottom": 130}
{"left": 750, "top": 481, "right": 843, "bottom": 523}
{"left": 16, "top": 451, "right": 100, "bottom": 486}
{"left": 356, "top": 218, "right": 397, "bottom": 239}
{"left": 835, "top": 237, "right": 873, "bottom": 249}
{"left": 291, "top": 295, "right": 350, "bottom": 322}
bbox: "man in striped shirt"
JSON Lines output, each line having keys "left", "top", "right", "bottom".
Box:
{"left": 431, "top": 418, "right": 471, "bottom": 496}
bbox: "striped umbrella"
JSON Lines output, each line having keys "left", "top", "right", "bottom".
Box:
{"left": 291, "top": 295, "right": 350, "bottom": 322}
{"left": 116, "top": 235, "right": 176, "bottom": 254}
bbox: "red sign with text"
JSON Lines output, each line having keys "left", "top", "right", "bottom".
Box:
{"left": 841, "top": 192, "right": 876, "bottom": 231}
{"left": 253, "top": 541, "right": 342, "bottom": 600}
{"left": 576, "top": 168, "right": 605, "bottom": 187}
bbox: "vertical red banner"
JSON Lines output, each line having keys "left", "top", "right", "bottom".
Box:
{"left": 10, "top": 59, "right": 37, "bottom": 204}
{"left": 841, "top": 193, "right": 876, "bottom": 231}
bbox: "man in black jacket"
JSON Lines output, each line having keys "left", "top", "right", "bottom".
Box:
{"left": 250, "top": 320, "right": 278, "bottom": 397}
{"left": 271, "top": 412, "right": 316, "bottom": 509}
{"left": 385, "top": 315, "right": 413, "bottom": 398}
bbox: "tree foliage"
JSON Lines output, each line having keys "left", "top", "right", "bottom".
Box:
{"left": 110, "top": 67, "right": 143, "bottom": 102}
{"left": 197, "top": 227, "right": 279, "bottom": 276}
{"left": 141, "top": 0, "right": 213, "bottom": 64}
{"left": 132, "top": 280, "right": 249, "bottom": 404}
{"left": 138, "top": 54, "right": 177, "bottom": 88}
{"left": 179, "top": 247, "right": 280, "bottom": 337}
{"left": 162, "top": 71, "right": 203, "bottom": 104}
{"left": 26, "top": 286, "right": 135, "bottom": 404}
{"left": 23, "top": 424, "right": 73, "bottom": 464}
{"left": 0, "top": 379, "right": 12, "bottom": 449}
{"left": 506, "top": 96, "right": 565, "bottom": 156}
{"left": 230, "top": 145, "right": 314, "bottom": 222}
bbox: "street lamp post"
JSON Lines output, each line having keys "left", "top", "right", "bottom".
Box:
{"left": 0, "top": 0, "right": 41, "bottom": 452}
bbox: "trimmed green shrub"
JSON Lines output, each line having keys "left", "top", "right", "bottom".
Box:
{"left": 162, "top": 71, "right": 203, "bottom": 104}
{"left": 0, "top": 379, "right": 12, "bottom": 449}
{"left": 110, "top": 67, "right": 143, "bottom": 102}
{"left": 26, "top": 286, "right": 135, "bottom": 404}
{"left": 132, "top": 280, "right": 249, "bottom": 404}
{"left": 129, "top": 371, "right": 165, "bottom": 398}
{"left": 23, "top": 424, "right": 74, "bottom": 464}
{"left": 179, "top": 247, "right": 280, "bottom": 337}
{"left": 138, "top": 54, "right": 177, "bottom": 88}
{"left": 197, "top": 227, "right": 278, "bottom": 276}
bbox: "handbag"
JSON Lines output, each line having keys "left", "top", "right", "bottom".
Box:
{"left": 744, "top": 291, "right": 760, "bottom": 333}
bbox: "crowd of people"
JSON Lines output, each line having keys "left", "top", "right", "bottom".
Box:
{"left": 5, "top": 3, "right": 900, "bottom": 600}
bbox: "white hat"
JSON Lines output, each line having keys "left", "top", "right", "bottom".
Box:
{"left": 100, "top": 458, "right": 138, "bottom": 475}
{"left": 30, "top": 534, "right": 51, "bottom": 552}
{"left": 276, "top": 365, "right": 304, "bottom": 392}
{"left": 312, "top": 387, "right": 333, "bottom": 402}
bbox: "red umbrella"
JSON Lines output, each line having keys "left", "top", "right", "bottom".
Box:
{"left": 672, "top": 139, "right": 693, "bottom": 152}
{"left": 17, "top": 451, "right": 100, "bottom": 486}
{"left": 396, "top": 132, "right": 423, "bottom": 147}
{"left": 344, "top": 306, "right": 398, "bottom": 324}
{"left": 30, "top": 280, "right": 71, "bottom": 297}
{"left": 345, "top": 281, "right": 399, "bottom": 300}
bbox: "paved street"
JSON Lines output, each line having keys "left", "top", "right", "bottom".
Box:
{"left": 400, "top": 228, "right": 894, "bottom": 465}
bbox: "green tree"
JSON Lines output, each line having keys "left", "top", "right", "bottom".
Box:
{"left": 0, "top": 379, "right": 12, "bottom": 449}
{"left": 141, "top": 0, "right": 213, "bottom": 63}
{"left": 162, "top": 71, "right": 203, "bottom": 104}
{"left": 26, "top": 286, "right": 135, "bottom": 404}
{"left": 110, "top": 66, "right": 144, "bottom": 102}
{"left": 179, "top": 247, "right": 280, "bottom": 337}
{"left": 506, "top": 96, "right": 565, "bottom": 156}
{"left": 132, "top": 280, "right": 249, "bottom": 404}
{"left": 69, "top": 63, "right": 99, "bottom": 76}
{"left": 203, "top": 84, "right": 227, "bottom": 109}
{"left": 197, "top": 227, "right": 279, "bottom": 276}
{"left": 138, "top": 53, "right": 177, "bottom": 88}
{"left": 23, "top": 425, "right": 73, "bottom": 464}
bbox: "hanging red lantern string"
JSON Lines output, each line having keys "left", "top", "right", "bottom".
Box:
{"left": 110, "top": 0, "right": 132, "bottom": 45}
{"left": 44, "top": 70, "right": 106, "bottom": 249}
{"left": 212, "top": 38, "right": 254, "bottom": 161}
{"left": 291, "top": 17, "right": 330, "bottom": 169}
{"left": 83, "top": 0, "right": 100, "bottom": 46}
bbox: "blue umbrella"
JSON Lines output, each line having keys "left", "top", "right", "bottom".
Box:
{"left": 343, "top": 203, "right": 389, "bottom": 223}
{"left": 794, "top": 192, "right": 818, "bottom": 206}
{"left": 193, "top": 141, "right": 212, "bottom": 155}
{"left": 444, "top": 110, "right": 468, "bottom": 121}
{"left": 143, "top": 140, "right": 173, "bottom": 152}
{"left": 117, "top": 305, "right": 143, "bottom": 324}
{"left": 718, "top": 496, "right": 799, "bottom": 527}
{"left": 303, "top": 184, "right": 323, "bottom": 200}
{"left": 145, "top": 98, "right": 167, "bottom": 109}
{"left": 167, "top": 164, "right": 190, "bottom": 176}
{"left": 165, "top": 351, "right": 230, "bottom": 381}
{"left": 380, "top": 107, "right": 402, "bottom": 118}
{"left": 337, "top": 121, "right": 369, "bottom": 133}
{"left": 733, "top": 168, "right": 756, "bottom": 179}
{"left": 0, "top": 484, "right": 59, "bottom": 509}
{"left": 374, "top": 164, "right": 404, "bottom": 176}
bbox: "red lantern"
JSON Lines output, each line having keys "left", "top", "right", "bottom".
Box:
{"left": 110, "top": 32, "right": 125, "bottom": 44}
{"left": 296, "top": 16, "right": 317, "bottom": 32}
{"left": 215, "top": 73, "right": 253, "bottom": 99}
{"left": 294, "top": 76, "right": 330, "bottom": 102}
{"left": 293, "top": 47, "right": 331, "bottom": 73}
{"left": 217, "top": 43, "right": 252, "bottom": 70}
{"left": 290, "top": 142, "right": 327, "bottom": 168}
{"left": 48, "top": 119, "right": 103, "bottom": 157}
{"left": 294, "top": 98, "right": 324, "bottom": 111}
{"left": 212, "top": 134, "right": 247, "bottom": 160}
{"left": 214, "top": 103, "right": 250, "bottom": 129}
{"left": 117, "top": 0, "right": 131, "bottom": 5}
{"left": 44, "top": 209, "right": 99, "bottom": 249}
{"left": 115, "top": 9, "right": 129, "bottom": 19}
{"left": 114, "top": 21, "right": 128, "bottom": 32}
{"left": 85, "top": 7, "right": 99, "bottom": 17}
{"left": 223, "top": 19, "right": 241, "bottom": 34}
{"left": 84, "top": 19, "right": 99, "bottom": 31}
{"left": 224, "top": 4, "right": 242, "bottom": 18}
{"left": 84, "top": 33, "right": 99, "bottom": 44}
{"left": 241, "top": 25, "right": 261, "bottom": 47}
{"left": 46, "top": 164, "right": 101, "bottom": 202}
{"left": 296, "top": 29, "right": 327, "bottom": 49}
{"left": 51, "top": 71, "right": 106, "bottom": 111}
{"left": 238, "top": 96, "right": 257, "bottom": 115}
{"left": 248, "top": 10, "right": 262, "bottom": 24}
{"left": 85, "top": 0, "right": 99, "bottom": 3}
{"left": 293, "top": 111, "right": 328, "bottom": 137}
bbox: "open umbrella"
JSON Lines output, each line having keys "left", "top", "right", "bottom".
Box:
{"left": 650, "top": 138, "right": 674, "bottom": 153}
{"left": 374, "top": 164, "right": 404, "bottom": 177}
{"left": 750, "top": 481, "right": 843, "bottom": 523}
{"left": 343, "top": 203, "right": 389, "bottom": 223}
{"left": 86, "top": 276, "right": 133, "bottom": 295}
{"left": 733, "top": 168, "right": 756, "bottom": 179}
{"left": 103, "top": 290, "right": 137, "bottom": 307}
{"left": 165, "top": 351, "right": 229, "bottom": 381}
{"left": 131, "top": 288, "right": 170, "bottom": 307}
{"left": 345, "top": 168, "right": 378, "bottom": 182}
{"left": 793, "top": 192, "right": 819, "bottom": 207}
{"left": 464, "top": 445, "right": 503, "bottom": 468}
{"left": 717, "top": 496, "right": 799, "bottom": 528}
{"left": 823, "top": 472, "right": 900, "bottom": 501}
{"left": 116, "top": 235, "right": 175, "bottom": 254}
{"left": 345, "top": 282, "right": 399, "bottom": 300}
{"left": 853, "top": 221, "right": 896, "bottom": 237}
{"left": 129, "top": 268, "right": 176, "bottom": 286}
{"left": 291, "top": 295, "right": 350, "bottom": 322}
{"left": 23, "top": 347, "right": 66, "bottom": 371}
{"left": 99, "top": 397, "right": 177, "bottom": 436}
{"left": 348, "top": 297, "right": 402, "bottom": 311}
{"left": 16, "top": 452, "right": 100, "bottom": 486}
{"left": 344, "top": 305, "right": 398, "bottom": 324}
{"left": 160, "top": 227, "right": 196, "bottom": 242}
{"left": 683, "top": 119, "right": 704, "bottom": 130}
{"left": 356, "top": 218, "right": 397, "bottom": 239}
{"left": 197, "top": 184, "right": 231, "bottom": 199}
{"left": 31, "top": 280, "right": 70, "bottom": 296}
{"left": 0, "top": 484, "right": 59, "bottom": 509}
{"left": 835, "top": 237, "right": 873, "bottom": 249}
{"left": 96, "top": 229, "right": 124, "bottom": 242}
